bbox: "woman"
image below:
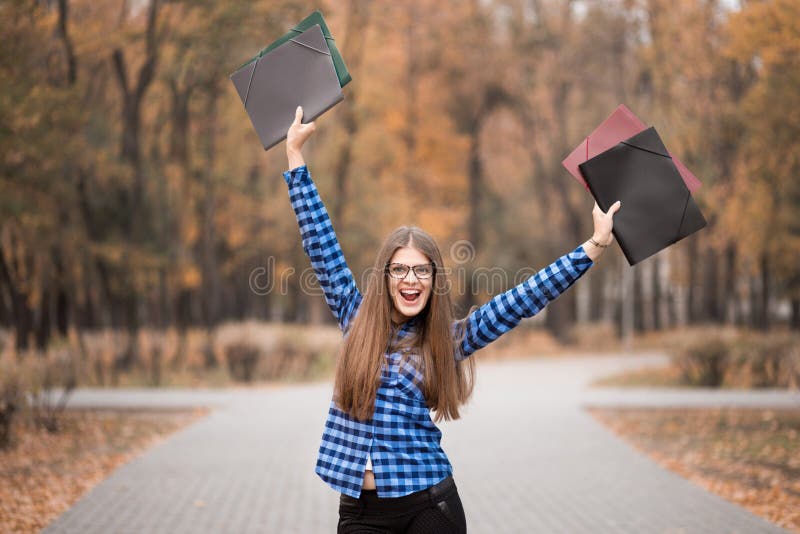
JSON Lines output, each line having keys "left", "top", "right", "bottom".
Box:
{"left": 283, "top": 107, "right": 620, "bottom": 533}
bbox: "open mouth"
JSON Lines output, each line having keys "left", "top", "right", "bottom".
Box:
{"left": 399, "top": 289, "right": 421, "bottom": 303}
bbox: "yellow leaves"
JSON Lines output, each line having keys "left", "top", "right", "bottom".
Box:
{"left": 725, "top": 0, "right": 800, "bottom": 69}
{"left": 226, "top": 224, "right": 248, "bottom": 249}
{"left": 383, "top": 109, "right": 407, "bottom": 134}
{"left": 182, "top": 217, "right": 200, "bottom": 246}
{"left": 417, "top": 210, "right": 462, "bottom": 242}
{"left": 718, "top": 174, "right": 774, "bottom": 261}
{"left": 590, "top": 408, "right": 800, "bottom": 532}
{"left": 0, "top": 410, "right": 204, "bottom": 534}
{"left": 91, "top": 242, "right": 125, "bottom": 264}
{"left": 181, "top": 264, "right": 202, "bottom": 290}
{"left": 715, "top": 0, "right": 800, "bottom": 279}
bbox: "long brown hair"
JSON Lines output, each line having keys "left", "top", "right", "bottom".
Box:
{"left": 333, "top": 226, "right": 475, "bottom": 422}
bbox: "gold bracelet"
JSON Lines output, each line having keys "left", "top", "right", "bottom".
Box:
{"left": 589, "top": 237, "right": 610, "bottom": 248}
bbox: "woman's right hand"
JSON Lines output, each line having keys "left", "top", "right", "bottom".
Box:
{"left": 286, "top": 106, "right": 316, "bottom": 169}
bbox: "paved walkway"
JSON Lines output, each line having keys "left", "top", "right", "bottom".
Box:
{"left": 44, "top": 352, "right": 799, "bottom": 533}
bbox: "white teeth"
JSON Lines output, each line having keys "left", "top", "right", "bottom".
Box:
{"left": 400, "top": 290, "right": 420, "bottom": 296}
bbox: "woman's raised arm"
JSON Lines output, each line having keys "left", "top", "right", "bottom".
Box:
{"left": 453, "top": 200, "right": 621, "bottom": 359}
{"left": 283, "top": 107, "right": 362, "bottom": 332}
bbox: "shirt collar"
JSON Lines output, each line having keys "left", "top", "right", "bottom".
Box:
{"left": 392, "top": 314, "right": 421, "bottom": 339}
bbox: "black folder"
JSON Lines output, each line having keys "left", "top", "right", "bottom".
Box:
{"left": 578, "top": 127, "right": 706, "bottom": 266}
{"left": 230, "top": 24, "right": 344, "bottom": 151}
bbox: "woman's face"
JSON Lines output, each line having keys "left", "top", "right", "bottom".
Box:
{"left": 386, "top": 246, "right": 434, "bottom": 324}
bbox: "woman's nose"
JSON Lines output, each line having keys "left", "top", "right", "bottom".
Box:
{"left": 403, "top": 269, "right": 419, "bottom": 282}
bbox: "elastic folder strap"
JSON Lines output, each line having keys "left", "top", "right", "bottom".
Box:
{"left": 287, "top": 37, "right": 331, "bottom": 56}
{"left": 673, "top": 191, "right": 691, "bottom": 244}
{"left": 290, "top": 27, "right": 337, "bottom": 43}
{"left": 620, "top": 141, "right": 671, "bottom": 159}
{"left": 242, "top": 50, "right": 263, "bottom": 108}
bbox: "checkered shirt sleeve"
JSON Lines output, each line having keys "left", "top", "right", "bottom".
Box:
{"left": 455, "top": 247, "right": 594, "bottom": 360}
{"left": 283, "top": 165, "right": 362, "bottom": 332}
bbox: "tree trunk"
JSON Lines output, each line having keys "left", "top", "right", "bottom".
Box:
{"left": 703, "top": 247, "right": 721, "bottom": 322}
{"left": 601, "top": 267, "right": 616, "bottom": 324}
{"left": 35, "top": 285, "right": 52, "bottom": 351}
{"left": 640, "top": 260, "right": 655, "bottom": 331}
{"left": 749, "top": 275, "right": 759, "bottom": 329}
{"left": 724, "top": 243, "right": 738, "bottom": 324}
{"left": 687, "top": 234, "right": 700, "bottom": 323}
{"left": 200, "top": 90, "right": 220, "bottom": 367}
{"left": 56, "top": 0, "right": 77, "bottom": 85}
{"left": 76, "top": 168, "right": 115, "bottom": 328}
{"left": 53, "top": 247, "right": 69, "bottom": 336}
{"left": 633, "top": 264, "right": 644, "bottom": 332}
{"left": 575, "top": 273, "right": 590, "bottom": 324}
{"left": 110, "top": 0, "right": 161, "bottom": 371}
{"left": 331, "top": 0, "right": 371, "bottom": 225}
{"left": 589, "top": 269, "right": 606, "bottom": 323}
{"left": 651, "top": 255, "right": 662, "bottom": 330}
{"left": 0, "top": 284, "right": 8, "bottom": 327}
{"left": 620, "top": 256, "right": 634, "bottom": 348}
{"left": 169, "top": 80, "right": 191, "bottom": 165}
{"left": 464, "top": 126, "right": 482, "bottom": 310}
{"left": 0, "top": 245, "right": 34, "bottom": 352}
{"left": 759, "top": 252, "right": 770, "bottom": 331}
{"left": 542, "top": 78, "right": 582, "bottom": 342}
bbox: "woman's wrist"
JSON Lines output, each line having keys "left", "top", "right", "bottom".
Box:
{"left": 583, "top": 235, "right": 611, "bottom": 261}
{"left": 590, "top": 234, "right": 611, "bottom": 248}
{"left": 287, "top": 147, "right": 305, "bottom": 170}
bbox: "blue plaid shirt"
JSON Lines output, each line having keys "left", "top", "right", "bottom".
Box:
{"left": 283, "top": 165, "right": 594, "bottom": 498}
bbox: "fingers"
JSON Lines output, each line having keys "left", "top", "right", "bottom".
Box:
{"left": 292, "top": 106, "right": 303, "bottom": 126}
{"left": 594, "top": 200, "right": 622, "bottom": 217}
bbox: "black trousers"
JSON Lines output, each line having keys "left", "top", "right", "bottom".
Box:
{"left": 337, "top": 476, "right": 467, "bottom": 534}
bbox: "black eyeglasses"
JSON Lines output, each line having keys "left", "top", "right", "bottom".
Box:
{"left": 385, "top": 262, "right": 435, "bottom": 280}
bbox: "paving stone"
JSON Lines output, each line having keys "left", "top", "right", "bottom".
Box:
{"left": 44, "top": 353, "right": 792, "bottom": 533}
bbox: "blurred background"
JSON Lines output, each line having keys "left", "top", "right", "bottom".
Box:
{"left": 1, "top": 0, "right": 798, "bottom": 384}
{"left": 1, "top": 1, "right": 799, "bottom": 531}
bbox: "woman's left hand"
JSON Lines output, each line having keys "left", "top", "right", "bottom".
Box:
{"left": 592, "top": 200, "right": 621, "bottom": 246}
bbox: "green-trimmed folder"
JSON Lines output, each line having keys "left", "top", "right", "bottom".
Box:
{"left": 230, "top": 25, "right": 344, "bottom": 151}
{"left": 235, "top": 10, "right": 351, "bottom": 87}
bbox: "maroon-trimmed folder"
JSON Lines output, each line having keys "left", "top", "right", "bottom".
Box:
{"left": 562, "top": 105, "right": 701, "bottom": 193}
{"left": 578, "top": 127, "right": 707, "bottom": 266}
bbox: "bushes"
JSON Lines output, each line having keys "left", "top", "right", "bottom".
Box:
{"left": 25, "top": 349, "right": 78, "bottom": 433}
{"left": 671, "top": 329, "right": 800, "bottom": 388}
{"left": 216, "top": 321, "right": 339, "bottom": 383}
{"left": 75, "top": 322, "right": 340, "bottom": 385}
{"left": 0, "top": 347, "right": 79, "bottom": 449}
{"left": 734, "top": 334, "right": 799, "bottom": 389}
{"left": 673, "top": 336, "right": 730, "bottom": 387}
{"left": 225, "top": 342, "right": 261, "bottom": 382}
{"left": 0, "top": 360, "right": 21, "bottom": 449}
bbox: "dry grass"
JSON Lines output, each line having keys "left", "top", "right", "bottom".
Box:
{"left": 0, "top": 408, "right": 206, "bottom": 534}
{"left": 0, "top": 322, "right": 343, "bottom": 389}
{"left": 5, "top": 324, "right": 792, "bottom": 390}
{"left": 591, "top": 364, "right": 686, "bottom": 388}
{"left": 591, "top": 327, "right": 800, "bottom": 389}
{"left": 589, "top": 407, "right": 800, "bottom": 533}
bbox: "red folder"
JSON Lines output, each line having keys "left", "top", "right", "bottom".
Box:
{"left": 562, "top": 105, "right": 701, "bottom": 193}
